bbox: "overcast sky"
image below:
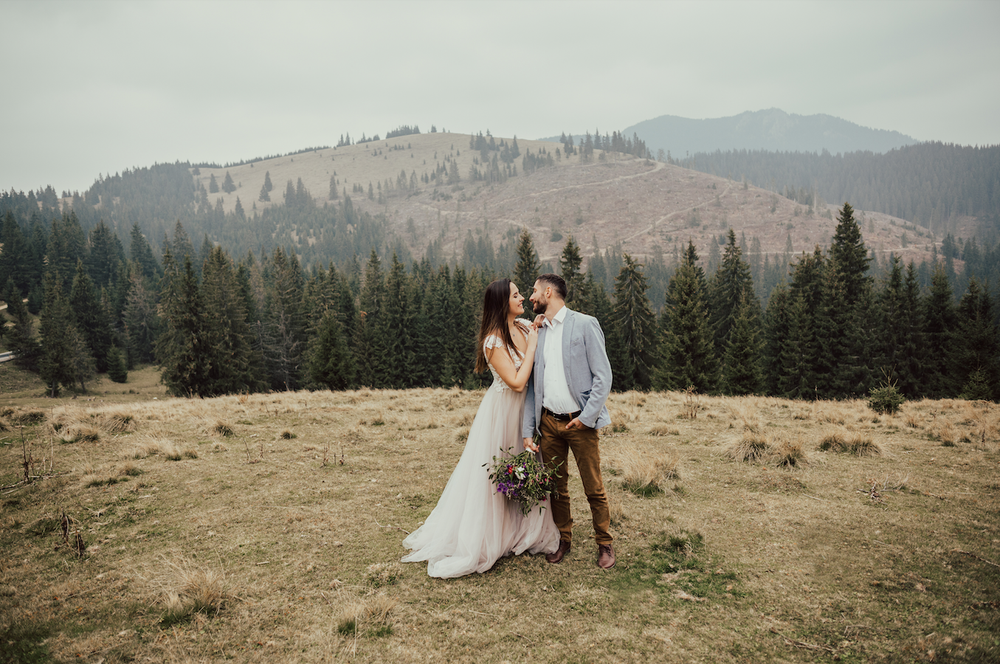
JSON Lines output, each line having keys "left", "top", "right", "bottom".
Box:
{"left": 3, "top": 0, "right": 998, "bottom": 194}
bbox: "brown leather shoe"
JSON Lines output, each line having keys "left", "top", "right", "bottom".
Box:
{"left": 597, "top": 544, "right": 616, "bottom": 569}
{"left": 546, "top": 540, "right": 571, "bottom": 564}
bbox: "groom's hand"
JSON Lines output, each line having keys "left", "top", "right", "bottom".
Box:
{"left": 524, "top": 437, "right": 538, "bottom": 452}
{"left": 565, "top": 417, "right": 584, "bottom": 430}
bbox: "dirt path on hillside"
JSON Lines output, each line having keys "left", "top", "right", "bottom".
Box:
{"left": 523, "top": 159, "right": 665, "bottom": 199}
{"left": 621, "top": 180, "right": 734, "bottom": 244}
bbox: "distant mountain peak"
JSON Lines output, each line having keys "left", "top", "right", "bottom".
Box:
{"left": 546, "top": 109, "right": 916, "bottom": 157}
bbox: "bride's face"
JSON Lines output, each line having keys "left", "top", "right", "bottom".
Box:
{"left": 508, "top": 282, "right": 525, "bottom": 316}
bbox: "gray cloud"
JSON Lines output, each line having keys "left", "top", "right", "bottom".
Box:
{"left": 2, "top": 0, "right": 997, "bottom": 193}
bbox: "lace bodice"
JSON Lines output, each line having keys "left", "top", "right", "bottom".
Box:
{"left": 484, "top": 319, "right": 530, "bottom": 393}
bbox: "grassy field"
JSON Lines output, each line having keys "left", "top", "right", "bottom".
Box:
{"left": 1, "top": 369, "right": 998, "bottom": 662}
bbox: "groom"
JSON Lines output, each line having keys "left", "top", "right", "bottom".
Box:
{"left": 522, "top": 274, "right": 615, "bottom": 569}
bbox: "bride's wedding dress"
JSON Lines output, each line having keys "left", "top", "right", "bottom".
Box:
{"left": 402, "top": 321, "right": 560, "bottom": 578}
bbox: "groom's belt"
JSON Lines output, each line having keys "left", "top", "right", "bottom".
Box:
{"left": 542, "top": 407, "right": 582, "bottom": 422}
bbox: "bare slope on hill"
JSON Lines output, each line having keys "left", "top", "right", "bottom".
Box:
{"left": 194, "top": 133, "right": 931, "bottom": 266}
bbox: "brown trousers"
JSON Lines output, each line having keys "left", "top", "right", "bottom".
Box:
{"left": 539, "top": 411, "right": 612, "bottom": 546}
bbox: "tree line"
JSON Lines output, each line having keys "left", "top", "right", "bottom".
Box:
{"left": 2, "top": 203, "right": 998, "bottom": 401}
{"left": 679, "top": 142, "right": 1000, "bottom": 236}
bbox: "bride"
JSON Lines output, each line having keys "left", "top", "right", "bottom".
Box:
{"left": 402, "top": 278, "right": 560, "bottom": 578}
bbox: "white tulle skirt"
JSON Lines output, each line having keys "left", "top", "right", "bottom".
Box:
{"left": 402, "top": 385, "right": 560, "bottom": 578}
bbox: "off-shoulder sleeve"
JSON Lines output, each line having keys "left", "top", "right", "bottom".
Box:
{"left": 483, "top": 334, "right": 504, "bottom": 352}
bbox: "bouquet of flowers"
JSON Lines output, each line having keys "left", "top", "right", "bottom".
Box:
{"left": 485, "top": 448, "right": 561, "bottom": 516}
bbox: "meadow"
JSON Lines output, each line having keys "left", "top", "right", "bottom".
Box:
{"left": 1, "top": 365, "right": 998, "bottom": 662}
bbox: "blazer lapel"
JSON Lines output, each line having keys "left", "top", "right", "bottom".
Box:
{"left": 561, "top": 309, "right": 575, "bottom": 384}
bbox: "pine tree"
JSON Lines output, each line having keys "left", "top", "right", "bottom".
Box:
{"left": 209, "top": 174, "right": 219, "bottom": 193}
{"left": 106, "top": 344, "right": 128, "bottom": 383}
{"left": 719, "top": 292, "right": 764, "bottom": 395}
{"left": 129, "top": 223, "right": 160, "bottom": 281}
{"left": 259, "top": 183, "right": 270, "bottom": 202}
{"left": 39, "top": 272, "right": 86, "bottom": 397}
{"left": 922, "top": 262, "right": 958, "bottom": 398}
{"left": 69, "top": 260, "right": 112, "bottom": 373}
{"left": 707, "top": 228, "right": 760, "bottom": 370}
{"left": 513, "top": 229, "right": 541, "bottom": 295}
{"left": 222, "top": 171, "right": 236, "bottom": 193}
{"left": 122, "top": 268, "right": 160, "bottom": 366}
{"left": 201, "top": 246, "right": 260, "bottom": 394}
{"left": 86, "top": 220, "right": 124, "bottom": 290}
{"left": 328, "top": 175, "right": 339, "bottom": 200}
{"left": 1, "top": 277, "right": 40, "bottom": 371}
{"left": 264, "top": 171, "right": 273, "bottom": 192}
{"left": 155, "top": 252, "right": 212, "bottom": 397}
{"left": 306, "top": 310, "right": 354, "bottom": 390}
{"left": 353, "top": 250, "right": 386, "bottom": 387}
{"left": 897, "top": 262, "right": 925, "bottom": 397}
{"left": 761, "top": 283, "right": 791, "bottom": 394}
{"left": 654, "top": 243, "right": 716, "bottom": 392}
{"left": 0, "top": 212, "right": 31, "bottom": 295}
{"left": 559, "top": 236, "right": 586, "bottom": 306}
{"left": 382, "top": 253, "right": 417, "bottom": 388}
{"left": 955, "top": 278, "right": 999, "bottom": 400}
{"left": 263, "top": 247, "right": 306, "bottom": 391}
{"left": 47, "top": 210, "right": 86, "bottom": 291}
{"left": 612, "top": 254, "right": 656, "bottom": 390}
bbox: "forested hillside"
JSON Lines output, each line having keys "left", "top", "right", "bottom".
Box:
{"left": 681, "top": 142, "right": 1000, "bottom": 236}
{"left": 2, "top": 200, "right": 998, "bottom": 403}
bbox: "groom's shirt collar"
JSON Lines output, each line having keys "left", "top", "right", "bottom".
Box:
{"left": 545, "top": 305, "right": 569, "bottom": 327}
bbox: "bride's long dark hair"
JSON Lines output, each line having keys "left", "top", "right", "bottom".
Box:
{"left": 475, "top": 278, "right": 522, "bottom": 373}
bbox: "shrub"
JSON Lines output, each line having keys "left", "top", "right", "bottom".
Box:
{"left": 868, "top": 382, "right": 905, "bottom": 415}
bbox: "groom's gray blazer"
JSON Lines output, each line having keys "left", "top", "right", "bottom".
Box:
{"left": 522, "top": 308, "right": 613, "bottom": 437}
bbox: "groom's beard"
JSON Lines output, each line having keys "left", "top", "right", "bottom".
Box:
{"left": 532, "top": 300, "right": 546, "bottom": 315}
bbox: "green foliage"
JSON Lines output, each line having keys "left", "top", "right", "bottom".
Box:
{"left": 654, "top": 243, "right": 716, "bottom": 393}
{"left": 106, "top": 345, "right": 128, "bottom": 383}
{"left": 868, "top": 381, "right": 905, "bottom": 415}
{"left": 612, "top": 253, "right": 657, "bottom": 390}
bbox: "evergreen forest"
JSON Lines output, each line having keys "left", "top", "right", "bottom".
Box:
{"left": 2, "top": 197, "right": 999, "bottom": 402}
{"left": 680, "top": 142, "right": 1000, "bottom": 236}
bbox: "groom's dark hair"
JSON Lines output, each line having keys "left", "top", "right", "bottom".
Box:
{"left": 537, "top": 273, "right": 567, "bottom": 300}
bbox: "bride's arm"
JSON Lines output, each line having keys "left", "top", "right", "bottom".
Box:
{"left": 485, "top": 327, "right": 537, "bottom": 393}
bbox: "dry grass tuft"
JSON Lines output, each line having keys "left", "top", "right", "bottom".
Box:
{"left": 279, "top": 429, "right": 297, "bottom": 439}
{"left": 607, "top": 443, "right": 679, "bottom": 497}
{"left": 364, "top": 563, "right": 402, "bottom": 588}
{"left": 58, "top": 425, "right": 100, "bottom": 444}
{"left": 158, "top": 441, "right": 184, "bottom": 461}
{"left": 101, "top": 411, "right": 137, "bottom": 434}
{"left": 647, "top": 425, "right": 679, "bottom": 436}
{"left": 9, "top": 409, "right": 45, "bottom": 425}
{"left": 773, "top": 437, "right": 807, "bottom": 467}
{"left": 212, "top": 421, "right": 235, "bottom": 438}
{"left": 211, "top": 442, "right": 228, "bottom": 453}
{"left": 849, "top": 434, "right": 882, "bottom": 457}
{"left": 157, "top": 558, "right": 233, "bottom": 625}
{"left": 118, "top": 461, "right": 143, "bottom": 477}
{"left": 818, "top": 432, "right": 850, "bottom": 452}
{"left": 728, "top": 432, "right": 769, "bottom": 462}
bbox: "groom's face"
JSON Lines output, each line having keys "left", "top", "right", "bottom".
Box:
{"left": 530, "top": 280, "right": 548, "bottom": 314}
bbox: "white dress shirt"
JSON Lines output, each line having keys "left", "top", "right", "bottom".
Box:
{"left": 541, "top": 306, "right": 580, "bottom": 415}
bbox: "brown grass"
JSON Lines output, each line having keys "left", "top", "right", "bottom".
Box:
{"left": 1, "top": 387, "right": 998, "bottom": 662}
{"left": 728, "top": 432, "right": 770, "bottom": 462}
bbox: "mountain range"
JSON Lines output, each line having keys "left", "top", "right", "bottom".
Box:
{"left": 545, "top": 108, "right": 917, "bottom": 158}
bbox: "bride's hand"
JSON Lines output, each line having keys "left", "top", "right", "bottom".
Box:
{"left": 525, "top": 324, "right": 538, "bottom": 348}
{"left": 531, "top": 314, "right": 546, "bottom": 330}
